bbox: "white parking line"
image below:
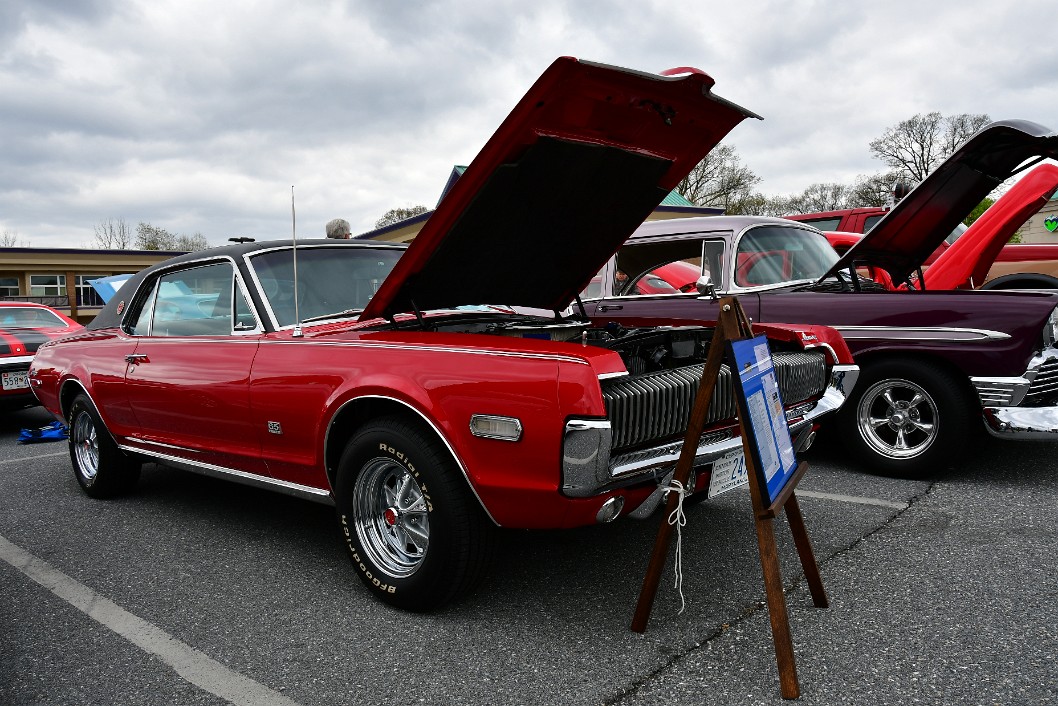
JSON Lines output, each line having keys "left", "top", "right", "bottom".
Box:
{"left": 796, "top": 489, "right": 908, "bottom": 510}
{"left": 0, "top": 534, "right": 302, "bottom": 706}
{"left": 0, "top": 451, "right": 68, "bottom": 464}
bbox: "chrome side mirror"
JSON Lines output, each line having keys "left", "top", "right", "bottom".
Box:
{"left": 695, "top": 274, "right": 717, "bottom": 299}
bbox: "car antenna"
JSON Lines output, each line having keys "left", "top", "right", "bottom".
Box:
{"left": 291, "top": 185, "right": 303, "bottom": 338}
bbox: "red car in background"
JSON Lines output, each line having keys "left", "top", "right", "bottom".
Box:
{"left": 0, "top": 302, "right": 82, "bottom": 410}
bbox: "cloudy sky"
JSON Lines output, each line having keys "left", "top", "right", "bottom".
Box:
{"left": 2, "top": 0, "right": 1056, "bottom": 249}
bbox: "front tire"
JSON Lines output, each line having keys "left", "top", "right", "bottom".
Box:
{"left": 837, "top": 359, "right": 975, "bottom": 478}
{"left": 67, "top": 393, "right": 141, "bottom": 498}
{"left": 334, "top": 417, "right": 495, "bottom": 611}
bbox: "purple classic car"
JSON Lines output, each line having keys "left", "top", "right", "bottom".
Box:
{"left": 582, "top": 211, "right": 1058, "bottom": 477}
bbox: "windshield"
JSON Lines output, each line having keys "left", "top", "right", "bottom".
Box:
{"left": 733, "top": 226, "right": 840, "bottom": 287}
{"left": 250, "top": 246, "right": 404, "bottom": 327}
{"left": 0, "top": 307, "right": 68, "bottom": 328}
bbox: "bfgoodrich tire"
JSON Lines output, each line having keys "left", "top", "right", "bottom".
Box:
{"left": 67, "top": 393, "right": 141, "bottom": 498}
{"left": 334, "top": 417, "right": 495, "bottom": 611}
{"left": 837, "top": 359, "right": 976, "bottom": 478}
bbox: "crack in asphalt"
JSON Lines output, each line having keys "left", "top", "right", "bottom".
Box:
{"left": 603, "top": 481, "right": 938, "bottom": 705}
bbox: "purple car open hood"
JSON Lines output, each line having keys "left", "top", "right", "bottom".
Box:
{"left": 824, "top": 119, "right": 1058, "bottom": 284}
{"left": 360, "top": 57, "right": 759, "bottom": 321}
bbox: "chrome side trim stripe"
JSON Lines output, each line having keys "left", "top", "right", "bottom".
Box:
{"left": 834, "top": 325, "right": 1010, "bottom": 342}
{"left": 116, "top": 444, "right": 334, "bottom": 506}
{"left": 257, "top": 339, "right": 592, "bottom": 365}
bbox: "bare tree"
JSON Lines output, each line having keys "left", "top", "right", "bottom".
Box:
{"left": 133, "top": 222, "right": 208, "bottom": 251}
{"left": 375, "top": 205, "right": 430, "bottom": 229}
{"left": 136, "top": 222, "right": 176, "bottom": 250}
{"left": 174, "top": 232, "right": 209, "bottom": 251}
{"left": 94, "top": 217, "right": 134, "bottom": 248}
{"left": 869, "top": 112, "right": 991, "bottom": 182}
{"left": 677, "top": 143, "right": 761, "bottom": 212}
{"left": 0, "top": 230, "right": 27, "bottom": 247}
{"left": 849, "top": 170, "right": 905, "bottom": 208}
{"left": 784, "top": 183, "right": 852, "bottom": 214}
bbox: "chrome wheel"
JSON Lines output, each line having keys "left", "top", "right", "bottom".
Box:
{"left": 856, "top": 377, "right": 939, "bottom": 459}
{"left": 71, "top": 411, "right": 100, "bottom": 482}
{"left": 353, "top": 458, "right": 430, "bottom": 578}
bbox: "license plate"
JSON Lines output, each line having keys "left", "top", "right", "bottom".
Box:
{"left": 707, "top": 450, "right": 748, "bottom": 498}
{"left": 2, "top": 371, "right": 29, "bottom": 391}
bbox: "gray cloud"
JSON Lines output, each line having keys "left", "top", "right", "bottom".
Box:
{"left": 2, "top": 0, "right": 1056, "bottom": 248}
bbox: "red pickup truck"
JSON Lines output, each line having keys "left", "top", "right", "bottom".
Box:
{"left": 787, "top": 162, "right": 1058, "bottom": 290}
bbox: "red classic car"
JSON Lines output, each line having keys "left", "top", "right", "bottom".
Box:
{"left": 28, "top": 58, "right": 857, "bottom": 611}
{"left": 0, "top": 302, "right": 82, "bottom": 410}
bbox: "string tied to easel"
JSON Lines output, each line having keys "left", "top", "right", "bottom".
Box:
{"left": 662, "top": 479, "right": 690, "bottom": 613}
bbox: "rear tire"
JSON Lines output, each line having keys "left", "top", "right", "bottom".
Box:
{"left": 837, "top": 359, "right": 975, "bottom": 478}
{"left": 334, "top": 417, "right": 495, "bottom": 611}
{"left": 67, "top": 393, "right": 141, "bottom": 498}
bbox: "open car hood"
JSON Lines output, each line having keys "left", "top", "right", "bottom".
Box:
{"left": 924, "top": 162, "right": 1058, "bottom": 289}
{"left": 824, "top": 120, "right": 1058, "bottom": 284}
{"left": 360, "top": 57, "right": 760, "bottom": 321}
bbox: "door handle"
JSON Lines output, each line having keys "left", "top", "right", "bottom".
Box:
{"left": 597, "top": 304, "right": 624, "bottom": 312}
{"left": 125, "top": 353, "right": 148, "bottom": 364}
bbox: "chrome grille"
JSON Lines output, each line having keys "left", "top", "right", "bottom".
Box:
{"left": 1026, "top": 358, "right": 1058, "bottom": 403}
{"left": 602, "top": 351, "right": 827, "bottom": 451}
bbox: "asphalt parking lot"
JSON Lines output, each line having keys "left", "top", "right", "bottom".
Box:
{"left": 2, "top": 404, "right": 1056, "bottom": 706}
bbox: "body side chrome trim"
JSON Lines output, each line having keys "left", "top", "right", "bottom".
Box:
{"left": 117, "top": 444, "right": 335, "bottom": 505}
{"left": 258, "top": 339, "right": 592, "bottom": 366}
{"left": 833, "top": 325, "right": 1011, "bottom": 342}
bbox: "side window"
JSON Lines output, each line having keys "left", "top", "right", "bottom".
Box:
{"left": 233, "top": 285, "right": 258, "bottom": 331}
{"left": 797, "top": 217, "right": 842, "bottom": 231}
{"left": 863, "top": 215, "right": 883, "bottom": 231}
{"left": 133, "top": 262, "right": 239, "bottom": 337}
{"left": 127, "top": 280, "right": 158, "bottom": 336}
{"left": 579, "top": 266, "right": 606, "bottom": 300}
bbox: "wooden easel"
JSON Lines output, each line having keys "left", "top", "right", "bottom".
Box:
{"left": 630, "top": 297, "right": 828, "bottom": 700}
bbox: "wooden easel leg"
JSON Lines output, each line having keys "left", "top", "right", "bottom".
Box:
{"left": 755, "top": 515, "right": 800, "bottom": 700}
{"left": 631, "top": 513, "right": 677, "bottom": 633}
{"left": 785, "top": 492, "right": 828, "bottom": 608}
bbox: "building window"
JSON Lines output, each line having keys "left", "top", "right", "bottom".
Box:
{"left": 0, "top": 277, "right": 18, "bottom": 297}
{"left": 76, "top": 274, "right": 110, "bottom": 307}
{"left": 30, "top": 274, "right": 66, "bottom": 297}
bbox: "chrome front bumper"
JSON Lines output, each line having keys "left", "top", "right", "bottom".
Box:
{"left": 981, "top": 407, "right": 1058, "bottom": 439}
{"left": 561, "top": 364, "right": 858, "bottom": 498}
{"left": 974, "top": 346, "right": 1058, "bottom": 438}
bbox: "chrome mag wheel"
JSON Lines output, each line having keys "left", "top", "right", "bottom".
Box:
{"left": 856, "top": 376, "right": 939, "bottom": 459}
{"left": 353, "top": 458, "right": 431, "bottom": 578}
{"left": 71, "top": 410, "right": 100, "bottom": 482}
